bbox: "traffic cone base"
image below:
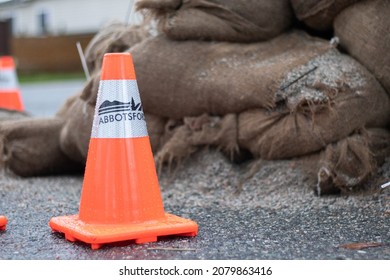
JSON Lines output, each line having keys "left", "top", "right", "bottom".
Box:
{"left": 50, "top": 213, "right": 198, "bottom": 250}
{"left": 0, "top": 216, "right": 7, "bottom": 231}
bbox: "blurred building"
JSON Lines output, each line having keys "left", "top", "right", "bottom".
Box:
{"left": 0, "top": 0, "right": 137, "bottom": 73}
{"left": 0, "top": 0, "right": 136, "bottom": 36}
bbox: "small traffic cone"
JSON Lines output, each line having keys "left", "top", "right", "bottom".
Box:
{"left": 0, "top": 56, "right": 24, "bottom": 111}
{"left": 0, "top": 216, "right": 7, "bottom": 231}
{"left": 49, "top": 53, "right": 198, "bottom": 249}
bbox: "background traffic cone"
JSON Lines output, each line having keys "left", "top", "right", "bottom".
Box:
{"left": 0, "top": 216, "right": 7, "bottom": 230}
{"left": 49, "top": 52, "right": 198, "bottom": 250}
{"left": 0, "top": 56, "right": 24, "bottom": 111}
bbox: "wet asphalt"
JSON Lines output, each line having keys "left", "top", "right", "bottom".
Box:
{"left": 1, "top": 150, "right": 389, "bottom": 260}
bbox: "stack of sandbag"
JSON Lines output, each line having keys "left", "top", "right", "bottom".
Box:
{"left": 54, "top": 29, "right": 390, "bottom": 195}
{"left": 129, "top": 31, "right": 389, "bottom": 194}
{"left": 136, "top": 0, "right": 293, "bottom": 42}
{"left": 0, "top": 0, "right": 389, "bottom": 196}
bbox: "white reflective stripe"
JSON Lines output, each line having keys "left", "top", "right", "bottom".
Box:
{"left": 91, "top": 80, "right": 148, "bottom": 139}
{"left": 0, "top": 69, "right": 18, "bottom": 90}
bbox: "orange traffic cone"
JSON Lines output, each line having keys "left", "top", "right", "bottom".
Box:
{"left": 0, "top": 56, "right": 24, "bottom": 111}
{"left": 49, "top": 53, "right": 198, "bottom": 249}
{"left": 0, "top": 216, "right": 7, "bottom": 231}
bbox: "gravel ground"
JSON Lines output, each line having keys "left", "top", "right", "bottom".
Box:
{"left": 1, "top": 148, "right": 389, "bottom": 260}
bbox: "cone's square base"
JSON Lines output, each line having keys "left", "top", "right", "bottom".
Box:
{"left": 0, "top": 216, "right": 7, "bottom": 231}
{"left": 49, "top": 213, "right": 198, "bottom": 249}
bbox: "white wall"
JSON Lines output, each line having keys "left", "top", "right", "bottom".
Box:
{"left": 0, "top": 0, "right": 140, "bottom": 36}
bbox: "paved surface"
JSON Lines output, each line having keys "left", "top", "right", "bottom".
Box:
{"left": 0, "top": 81, "right": 390, "bottom": 260}
{"left": 20, "top": 79, "right": 86, "bottom": 117}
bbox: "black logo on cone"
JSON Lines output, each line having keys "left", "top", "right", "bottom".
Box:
{"left": 98, "top": 99, "right": 145, "bottom": 124}
{"left": 98, "top": 99, "right": 143, "bottom": 116}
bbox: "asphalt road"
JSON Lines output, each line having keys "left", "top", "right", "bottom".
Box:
{"left": 20, "top": 79, "right": 86, "bottom": 117}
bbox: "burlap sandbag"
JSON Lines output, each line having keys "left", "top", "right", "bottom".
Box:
{"left": 136, "top": 0, "right": 293, "bottom": 42}
{"left": 0, "top": 118, "right": 83, "bottom": 177}
{"left": 290, "top": 0, "right": 360, "bottom": 31}
{"left": 314, "top": 128, "right": 390, "bottom": 195}
{"left": 334, "top": 0, "right": 390, "bottom": 94}
{"left": 154, "top": 113, "right": 239, "bottom": 173}
{"left": 129, "top": 31, "right": 330, "bottom": 119}
{"left": 150, "top": 47, "right": 390, "bottom": 192}
{"left": 56, "top": 93, "right": 94, "bottom": 163}
{"left": 84, "top": 22, "right": 150, "bottom": 74}
{"left": 154, "top": 114, "right": 390, "bottom": 195}
{"left": 237, "top": 49, "right": 390, "bottom": 160}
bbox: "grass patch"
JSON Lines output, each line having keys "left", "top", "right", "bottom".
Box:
{"left": 18, "top": 72, "right": 86, "bottom": 84}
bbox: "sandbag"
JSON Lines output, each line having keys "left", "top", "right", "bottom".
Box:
{"left": 84, "top": 22, "right": 150, "bottom": 74}
{"left": 314, "top": 128, "right": 390, "bottom": 194}
{"left": 237, "top": 49, "right": 390, "bottom": 159}
{"left": 154, "top": 113, "right": 239, "bottom": 172}
{"left": 0, "top": 118, "right": 83, "bottom": 177}
{"left": 334, "top": 0, "right": 390, "bottom": 95}
{"left": 130, "top": 31, "right": 330, "bottom": 119}
{"left": 136, "top": 0, "right": 293, "bottom": 42}
{"left": 290, "top": 0, "right": 360, "bottom": 31}
{"left": 57, "top": 94, "right": 94, "bottom": 163}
